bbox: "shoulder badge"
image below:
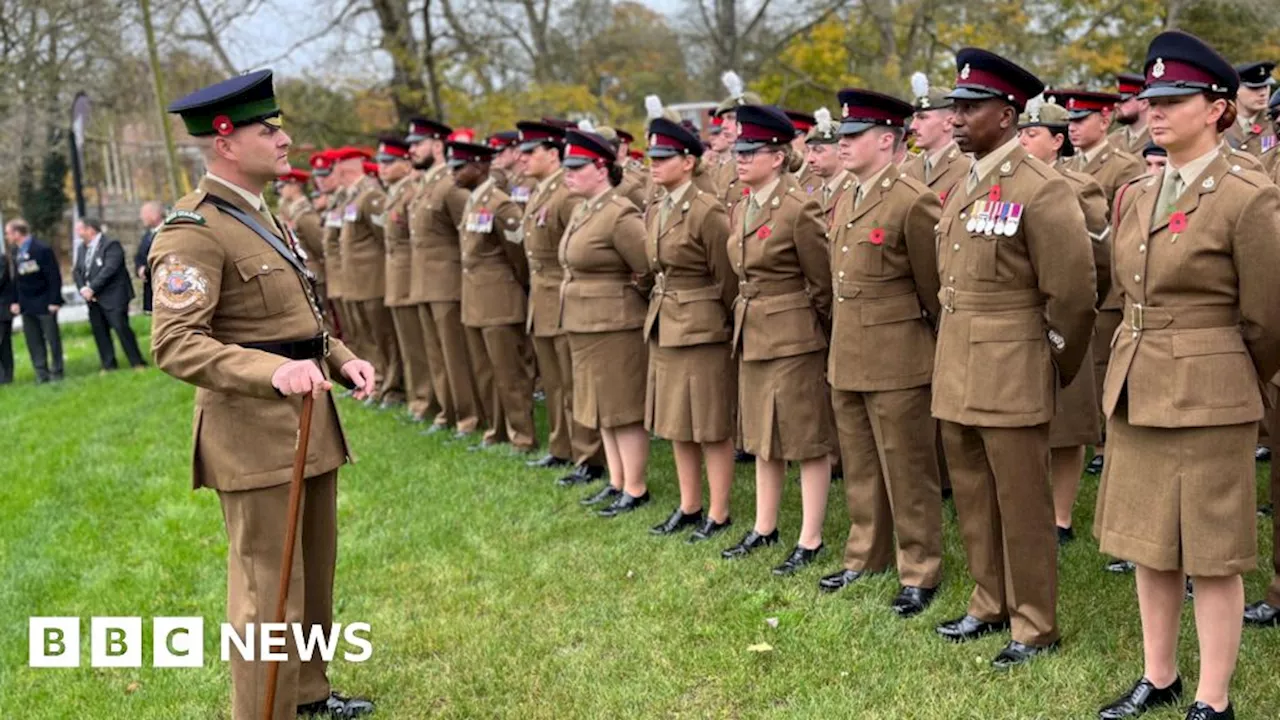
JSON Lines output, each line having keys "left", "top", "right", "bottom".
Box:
{"left": 164, "top": 210, "right": 206, "bottom": 226}
{"left": 153, "top": 254, "right": 210, "bottom": 311}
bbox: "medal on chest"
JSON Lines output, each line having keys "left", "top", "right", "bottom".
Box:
{"left": 512, "top": 186, "right": 531, "bottom": 204}
{"left": 343, "top": 204, "right": 359, "bottom": 223}
{"left": 467, "top": 209, "right": 494, "bottom": 233}
{"left": 536, "top": 206, "right": 549, "bottom": 228}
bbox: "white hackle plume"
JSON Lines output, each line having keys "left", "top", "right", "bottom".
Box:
{"left": 813, "top": 107, "right": 834, "bottom": 132}
{"left": 721, "top": 70, "right": 744, "bottom": 99}
{"left": 577, "top": 118, "right": 596, "bottom": 133}
{"left": 645, "top": 95, "right": 664, "bottom": 120}
{"left": 910, "top": 71, "right": 930, "bottom": 99}
{"left": 1025, "top": 94, "right": 1045, "bottom": 122}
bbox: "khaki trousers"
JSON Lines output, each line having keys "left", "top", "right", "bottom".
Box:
{"left": 219, "top": 471, "right": 338, "bottom": 720}
{"left": 465, "top": 324, "right": 537, "bottom": 448}
{"left": 390, "top": 304, "right": 440, "bottom": 421}
{"left": 421, "top": 301, "right": 483, "bottom": 433}
{"left": 354, "top": 299, "right": 401, "bottom": 403}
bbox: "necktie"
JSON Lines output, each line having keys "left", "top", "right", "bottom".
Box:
{"left": 965, "top": 166, "right": 980, "bottom": 195}
{"left": 745, "top": 195, "right": 761, "bottom": 230}
{"left": 822, "top": 184, "right": 834, "bottom": 206}
{"left": 923, "top": 157, "right": 934, "bottom": 184}
{"left": 854, "top": 184, "right": 867, "bottom": 211}
{"left": 1153, "top": 171, "right": 1185, "bottom": 225}
{"left": 659, "top": 196, "right": 674, "bottom": 231}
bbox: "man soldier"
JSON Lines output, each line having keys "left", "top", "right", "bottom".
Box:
{"left": 802, "top": 108, "right": 854, "bottom": 226}
{"left": 406, "top": 117, "right": 487, "bottom": 438}
{"left": 515, "top": 120, "right": 606, "bottom": 483}
{"left": 277, "top": 169, "right": 329, "bottom": 331}
{"left": 486, "top": 130, "right": 521, "bottom": 192}
{"left": 703, "top": 109, "right": 728, "bottom": 169}
{"left": 595, "top": 124, "right": 649, "bottom": 209}
{"left": 151, "top": 69, "right": 376, "bottom": 720}
{"left": 377, "top": 134, "right": 439, "bottom": 424}
{"left": 311, "top": 150, "right": 347, "bottom": 342}
{"left": 711, "top": 71, "right": 762, "bottom": 202}
{"left": 817, "top": 88, "right": 944, "bottom": 619}
{"left": 1108, "top": 73, "right": 1151, "bottom": 155}
{"left": 784, "top": 109, "right": 817, "bottom": 186}
{"left": 903, "top": 72, "right": 971, "bottom": 205}
{"left": 1225, "top": 61, "right": 1276, "bottom": 156}
{"left": 448, "top": 140, "right": 538, "bottom": 452}
{"left": 335, "top": 147, "right": 402, "bottom": 408}
{"left": 931, "top": 49, "right": 1096, "bottom": 668}
{"left": 1142, "top": 140, "right": 1169, "bottom": 176}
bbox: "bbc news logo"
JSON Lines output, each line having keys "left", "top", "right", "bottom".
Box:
{"left": 29, "top": 617, "right": 372, "bottom": 668}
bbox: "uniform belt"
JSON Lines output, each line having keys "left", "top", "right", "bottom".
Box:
{"left": 736, "top": 278, "right": 806, "bottom": 299}
{"left": 939, "top": 287, "right": 1042, "bottom": 313}
{"left": 837, "top": 277, "right": 916, "bottom": 299}
{"left": 564, "top": 270, "right": 632, "bottom": 283}
{"left": 1123, "top": 303, "right": 1240, "bottom": 332}
{"left": 240, "top": 333, "right": 331, "bottom": 360}
{"left": 653, "top": 272, "right": 716, "bottom": 293}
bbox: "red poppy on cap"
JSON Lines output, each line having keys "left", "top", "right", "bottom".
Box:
{"left": 213, "top": 115, "right": 234, "bottom": 136}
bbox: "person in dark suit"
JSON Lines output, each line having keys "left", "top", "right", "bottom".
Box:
{"left": 5, "top": 218, "right": 64, "bottom": 383}
{"left": 136, "top": 201, "right": 165, "bottom": 313}
{"left": 0, "top": 248, "right": 14, "bottom": 384}
{"left": 74, "top": 216, "right": 146, "bottom": 370}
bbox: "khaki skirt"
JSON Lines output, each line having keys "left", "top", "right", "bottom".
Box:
{"left": 645, "top": 340, "right": 736, "bottom": 443}
{"left": 569, "top": 330, "right": 648, "bottom": 430}
{"left": 1093, "top": 405, "right": 1257, "bottom": 577}
{"left": 738, "top": 350, "right": 835, "bottom": 462}
{"left": 1049, "top": 341, "right": 1101, "bottom": 448}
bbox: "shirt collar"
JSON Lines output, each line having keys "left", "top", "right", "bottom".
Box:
{"left": 971, "top": 136, "right": 1022, "bottom": 187}
{"left": 205, "top": 172, "right": 265, "bottom": 212}
{"left": 1239, "top": 113, "right": 1259, "bottom": 132}
{"left": 1167, "top": 146, "right": 1220, "bottom": 189}
{"left": 824, "top": 170, "right": 849, "bottom": 192}
{"left": 1079, "top": 139, "right": 1110, "bottom": 164}
{"left": 534, "top": 169, "right": 561, "bottom": 196}
{"left": 88, "top": 232, "right": 102, "bottom": 248}
{"left": 927, "top": 141, "right": 957, "bottom": 166}
{"left": 665, "top": 180, "right": 693, "bottom": 207}
{"left": 854, "top": 162, "right": 892, "bottom": 192}
{"left": 749, "top": 177, "right": 782, "bottom": 207}
{"left": 1127, "top": 123, "right": 1147, "bottom": 142}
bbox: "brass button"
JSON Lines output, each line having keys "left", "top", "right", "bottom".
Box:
{"left": 261, "top": 264, "right": 269, "bottom": 270}
{"left": 1139, "top": 244, "right": 1146, "bottom": 253}
{"left": 948, "top": 276, "right": 955, "bottom": 282}
{"left": 960, "top": 213, "right": 967, "bottom": 220}
{"left": 837, "top": 297, "right": 844, "bottom": 303}
{"left": 1134, "top": 274, "right": 1141, "bottom": 282}
{"left": 842, "top": 246, "right": 848, "bottom": 253}
{"left": 838, "top": 271, "right": 845, "bottom": 278}
{"left": 952, "top": 243, "right": 960, "bottom": 251}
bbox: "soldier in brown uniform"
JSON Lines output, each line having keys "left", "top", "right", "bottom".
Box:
{"left": 931, "top": 49, "right": 1096, "bottom": 668}
{"left": 710, "top": 72, "right": 762, "bottom": 203}
{"left": 1016, "top": 100, "right": 1110, "bottom": 544}
{"left": 802, "top": 109, "right": 854, "bottom": 226}
{"left": 447, "top": 140, "right": 537, "bottom": 452}
{"left": 717, "top": 106, "right": 836, "bottom": 575}
{"left": 1094, "top": 32, "right": 1280, "bottom": 720}
{"left": 153, "top": 70, "right": 375, "bottom": 720}
{"left": 640, "top": 117, "right": 738, "bottom": 541}
{"left": 516, "top": 120, "right": 606, "bottom": 484}
{"left": 1109, "top": 73, "right": 1152, "bottom": 155}
{"left": 559, "top": 130, "right": 654, "bottom": 517}
{"left": 277, "top": 169, "right": 327, "bottom": 320}
{"left": 406, "top": 117, "right": 487, "bottom": 438}
{"left": 595, "top": 125, "right": 649, "bottom": 210}
{"left": 1262, "top": 88, "right": 1280, "bottom": 173}
{"left": 784, "top": 109, "right": 818, "bottom": 189}
{"left": 334, "top": 147, "right": 403, "bottom": 407}
{"left": 486, "top": 130, "right": 521, "bottom": 192}
{"left": 1224, "top": 62, "right": 1276, "bottom": 156}
{"left": 902, "top": 73, "right": 970, "bottom": 206}
{"left": 377, "top": 135, "right": 439, "bottom": 423}
{"left": 815, "top": 89, "right": 943, "bottom": 616}
{"left": 313, "top": 150, "right": 351, "bottom": 347}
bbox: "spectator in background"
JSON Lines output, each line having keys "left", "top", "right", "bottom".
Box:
{"left": 74, "top": 216, "right": 146, "bottom": 371}
{"left": 4, "top": 218, "right": 63, "bottom": 383}
{"left": 135, "top": 201, "right": 165, "bottom": 313}
{"left": 0, "top": 247, "right": 13, "bottom": 384}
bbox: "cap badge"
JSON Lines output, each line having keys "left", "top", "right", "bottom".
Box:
{"left": 841, "top": 103, "right": 850, "bottom": 118}
{"left": 1152, "top": 58, "right": 1165, "bottom": 79}
{"left": 649, "top": 134, "right": 657, "bottom": 145}
{"left": 960, "top": 63, "right": 971, "bottom": 80}
{"left": 920, "top": 97, "right": 931, "bottom": 109}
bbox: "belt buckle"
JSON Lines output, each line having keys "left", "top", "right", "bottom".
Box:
{"left": 321, "top": 331, "right": 331, "bottom": 358}
{"left": 942, "top": 286, "right": 956, "bottom": 313}
{"left": 1129, "top": 303, "right": 1144, "bottom": 332}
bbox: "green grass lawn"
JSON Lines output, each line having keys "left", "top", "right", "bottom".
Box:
{"left": 2, "top": 319, "right": 1278, "bottom": 719}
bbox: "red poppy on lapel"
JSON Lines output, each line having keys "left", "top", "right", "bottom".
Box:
{"left": 1252, "top": 124, "right": 1263, "bottom": 135}
{"left": 939, "top": 190, "right": 949, "bottom": 204}
{"left": 1169, "top": 211, "right": 1187, "bottom": 234}
{"left": 988, "top": 185, "right": 1001, "bottom": 202}
{"left": 757, "top": 225, "right": 772, "bottom": 240}
{"left": 869, "top": 228, "right": 885, "bottom": 245}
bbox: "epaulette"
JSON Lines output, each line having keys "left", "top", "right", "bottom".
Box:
{"left": 1222, "top": 162, "right": 1270, "bottom": 188}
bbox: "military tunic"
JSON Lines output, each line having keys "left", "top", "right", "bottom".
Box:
{"left": 933, "top": 139, "right": 1097, "bottom": 647}
{"left": 827, "top": 163, "right": 943, "bottom": 588}
{"left": 384, "top": 174, "right": 436, "bottom": 418}
{"left": 339, "top": 175, "right": 400, "bottom": 402}
{"left": 1225, "top": 115, "right": 1277, "bottom": 157}
{"left": 1107, "top": 125, "right": 1151, "bottom": 156}
{"left": 321, "top": 187, "right": 349, "bottom": 338}
{"left": 902, "top": 142, "right": 971, "bottom": 205}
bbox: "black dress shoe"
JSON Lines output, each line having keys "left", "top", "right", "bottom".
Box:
{"left": 449, "top": 430, "right": 475, "bottom": 443}
{"left": 891, "top": 585, "right": 938, "bottom": 618}
{"left": 527, "top": 454, "right": 572, "bottom": 469}
{"left": 651, "top": 508, "right": 703, "bottom": 535}
{"left": 557, "top": 464, "right": 605, "bottom": 486}
{"left": 598, "top": 491, "right": 650, "bottom": 517}
{"left": 1099, "top": 676, "right": 1182, "bottom": 719}
{"left": 721, "top": 529, "right": 779, "bottom": 559}
{"left": 772, "top": 544, "right": 824, "bottom": 576}
{"left": 1057, "top": 526, "right": 1075, "bottom": 546}
{"left": 580, "top": 485, "right": 621, "bottom": 506}
{"left": 1106, "top": 559, "right": 1136, "bottom": 574}
{"left": 467, "top": 440, "right": 500, "bottom": 453}
{"left": 1258, "top": 503, "right": 1274, "bottom": 517}
{"left": 1256, "top": 445, "right": 1271, "bottom": 462}
{"left": 733, "top": 449, "right": 755, "bottom": 464}
{"left": 1185, "top": 701, "right": 1234, "bottom": 720}
{"left": 1086, "top": 453, "right": 1105, "bottom": 475}
{"left": 818, "top": 569, "right": 867, "bottom": 593}
{"left": 297, "top": 691, "right": 375, "bottom": 718}
{"left": 688, "top": 516, "right": 732, "bottom": 543}
{"left": 935, "top": 614, "right": 1010, "bottom": 643}
{"left": 420, "top": 422, "right": 449, "bottom": 436}
{"left": 1244, "top": 600, "right": 1280, "bottom": 627}
{"left": 991, "top": 640, "right": 1058, "bottom": 670}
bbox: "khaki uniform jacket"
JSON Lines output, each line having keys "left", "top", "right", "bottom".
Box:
{"left": 408, "top": 163, "right": 469, "bottom": 304}
{"left": 642, "top": 185, "right": 736, "bottom": 347}
{"left": 1059, "top": 168, "right": 1113, "bottom": 305}
{"left": 338, "top": 175, "right": 388, "bottom": 302}
{"left": 286, "top": 196, "right": 325, "bottom": 284}
{"left": 1068, "top": 142, "right": 1143, "bottom": 207}
{"left": 1223, "top": 143, "right": 1266, "bottom": 172}
{"left": 382, "top": 175, "right": 417, "bottom": 307}
{"left": 728, "top": 174, "right": 833, "bottom": 362}
{"left": 459, "top": 181, "right": 527, "bottom": 327}
{"left": 828, "top": 164, "right": 941, "bottom": 392}
{"left": 1225, "top": 119, "right": 1277, "bottom": 157}
{"left": 1108, "top": 126, "right": 1151, "bottom": 156}
{"left": 322, "top": 187, "right": 349, "bottom": 298}
{"left": 617, "top": 166, "right": 650, "bottom": 210}
{"left": 1263, "top": 146, "right": 1279, "bottom": 175}
{"left": 1103, "top": 156, "right": 1280, "bottom": 427}
{"left": 903, "top": 143, "right": 971, "bottom": 205}
{"left": 523, "top": 169, "right": 582, "bottom": 336}
{"left": 933, "top": 144, "right": 1097, "bottom": 427}
{"left": 559, "top": 188, "right": 651, "bottom": 333}
{"left": 149, "top": 177, "right": 356, "bottom": 492}
{"left": 819, "top": 174, "right": 856, "bottom": 229}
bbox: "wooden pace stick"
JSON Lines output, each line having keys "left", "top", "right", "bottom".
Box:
{"left": 262, "top": 391, "right": 316, "bottom": 720}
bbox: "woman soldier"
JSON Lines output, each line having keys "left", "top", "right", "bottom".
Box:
{"left": 718, "top": 105, "right": 836, "bottom": 576}
{"left": 1015, "top": 99, "right": 1111, "bottom": 544}
{"left": 642, "top": 117, "right": 738, "bottom": 542}
{"left": 1094, "top": 31, "right": 1280, "bottom": 720}
{"left": 560, "top": 130, "right": 655, "bottom": 518}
